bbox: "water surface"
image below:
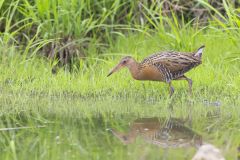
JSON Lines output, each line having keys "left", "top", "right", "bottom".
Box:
{"left": 0, "top": 93, "right": 239, "bottom": 159}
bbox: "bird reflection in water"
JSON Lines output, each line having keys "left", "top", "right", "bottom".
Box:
{"left": 109, "top": 117, "right": 202, "bottom": 148}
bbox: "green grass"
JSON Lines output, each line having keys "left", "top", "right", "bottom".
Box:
{"left": 1, "top": 28, "right": 239, "bottom": 97}
{"left": 0, "top": 28, "right": 240, "bottom": 159}
{"left": 0, "top": 0, "right": 240, "bottom": 159}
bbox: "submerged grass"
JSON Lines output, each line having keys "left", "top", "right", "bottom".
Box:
{"left": 0, "top": 90, "right": 239, "bottom": 159}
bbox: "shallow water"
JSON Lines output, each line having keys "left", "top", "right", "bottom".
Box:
{"left": 0, "top": 93, "right": 239, "bottom": 159}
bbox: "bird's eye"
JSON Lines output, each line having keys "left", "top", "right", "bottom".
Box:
{"left": 122, "top": 60, "right": 127, "bottom": 64}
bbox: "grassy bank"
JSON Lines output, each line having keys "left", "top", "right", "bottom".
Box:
{"left": 0, "top": 28, "right": 239, "bottom": 98}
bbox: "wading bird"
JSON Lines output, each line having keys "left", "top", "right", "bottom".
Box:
{"left": 107, "top": 46, "right": 205, "bottom": 96}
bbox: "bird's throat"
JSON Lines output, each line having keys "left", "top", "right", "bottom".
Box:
{"left": 127, "top": 62, "right": 141, "bottom": 80}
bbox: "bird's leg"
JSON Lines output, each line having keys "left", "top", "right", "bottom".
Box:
{"left": 185, "top": 76, "right": 192, "bottom": 95}
{"left": 176, "top": 75, "right": 192, "bottom": 95}
{"left": 168, "top": 81, "right": 174, "bottom": 97}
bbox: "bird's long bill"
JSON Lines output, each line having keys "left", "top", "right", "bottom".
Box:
{"left": 107, "top": 63, "right": 123, "bottom": 77}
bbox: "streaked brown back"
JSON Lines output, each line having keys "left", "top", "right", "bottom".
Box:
{"left": 140, "top": 51, "right": 202, "bottom": 81}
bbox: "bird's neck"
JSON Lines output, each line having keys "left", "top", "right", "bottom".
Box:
{"left": 127, "top": 61, "right": 141, "bottom": 80}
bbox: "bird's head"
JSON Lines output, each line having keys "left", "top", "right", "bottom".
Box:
{"left": 107, "top": 56, "right": 135, "bottom": 77}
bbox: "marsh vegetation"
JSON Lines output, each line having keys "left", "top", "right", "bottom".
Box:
{"left": 0, "top": 0, "right": 240, "bottom": 159}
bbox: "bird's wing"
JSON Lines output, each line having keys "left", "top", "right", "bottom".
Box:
{"left": 141, "top": 51, "right": 201, "bottom": 79}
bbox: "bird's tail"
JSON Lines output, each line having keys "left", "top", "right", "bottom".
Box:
{"left": 193, "top": 45, "right": 205, "bottom": 58}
